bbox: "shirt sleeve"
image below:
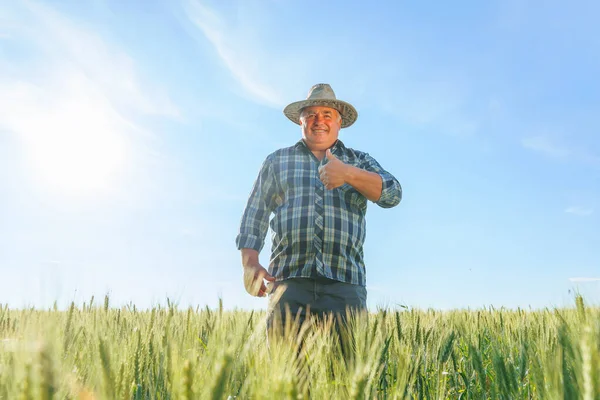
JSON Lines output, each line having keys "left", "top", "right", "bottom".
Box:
{"left": 235, "top": 155, "right": 279, "bottom": 252}
{"left": 360, "top": 152, "right": 402, "bottom": 208}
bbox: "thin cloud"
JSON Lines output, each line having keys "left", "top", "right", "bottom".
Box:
{"left": 521, "top": 136, "right": 571, "bottom": 159}
{"left": 181, "top": 1, "right": 479, "bottom": 138}
{"left": 0, "top": 1, "right": 179, "bottom": 121}
{"left": 0, "top": 1, "right": 180, "bottom": 197}
{"left": 565, "top": 206, "right": 593, "bottom": 217}
{"left": 522, "top": 135, "right": 600, "bottom": 167}
{"left": 569, "top": 277, "right": 600, "bottom": 283}
{"left": 182, "top": 0, "right": 286, "bottom": 108}
{"left": 27, "top": 1, "right": 179, "bottom": 118}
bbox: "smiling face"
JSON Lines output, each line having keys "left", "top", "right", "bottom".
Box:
{"left": 299, "top": 106, "right": 342, "bottom": 151}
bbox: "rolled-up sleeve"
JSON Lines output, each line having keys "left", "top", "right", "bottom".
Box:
{"left": 235, "top": 156, "right": 278, "bottom": 252}
{"left": 360, "top": 153, "right": 402, "bottom": 208}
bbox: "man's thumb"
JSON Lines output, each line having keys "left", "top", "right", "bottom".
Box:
{"left": 326, "top": 149, "right": 336, "bottom": 159}
{"left": 264, "top": 273, "right": 276, "bottom": 282}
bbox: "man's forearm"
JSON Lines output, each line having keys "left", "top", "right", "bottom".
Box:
{"left": 344, "top": 165, "right": 383, "bottom": 202}
{"left": 241, "top": 248, "right": 260, "bottom": 268}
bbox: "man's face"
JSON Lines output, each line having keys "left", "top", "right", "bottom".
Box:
{"left": 300, "top": 106, "right": 341, "bottom": 151}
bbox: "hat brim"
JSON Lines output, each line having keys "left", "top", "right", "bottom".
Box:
{"left": 283, "top": 99, "right": 357, "bottom": 128}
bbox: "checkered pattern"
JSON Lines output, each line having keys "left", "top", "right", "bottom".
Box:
{"left": 236, "top": 139, "right": 402, "bottom": 287}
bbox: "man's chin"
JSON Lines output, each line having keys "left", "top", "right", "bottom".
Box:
{"left": 311, "top": 136, "right": 332, "bottom": 144}
{"left": 304, "top": 137, "right": 335, "bottom": 150}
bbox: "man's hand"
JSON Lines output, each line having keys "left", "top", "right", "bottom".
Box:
{"left": 243, "top": 263, "right": 275, "bottom": 297}
{"left": 318, "top": 149, "right": 349, "bottom": 190}
{"left": 241, "top": 248, "right": 275, "bottom": 297}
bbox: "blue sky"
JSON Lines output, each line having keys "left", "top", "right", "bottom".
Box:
{"left": 1, "top": 0, "right": 599, "bottom": 311}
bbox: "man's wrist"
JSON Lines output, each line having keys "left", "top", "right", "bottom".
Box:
{"left": 343, "top": 164, "right": 358, "bottom": 185}
{"left": 241, "top": 248, "right": 260, "bottom": 268}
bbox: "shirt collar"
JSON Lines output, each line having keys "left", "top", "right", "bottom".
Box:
{"left": 294, "top": 139, "right": 346, "bottom": 153}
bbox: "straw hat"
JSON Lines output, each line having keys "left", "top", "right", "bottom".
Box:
{"left": 283, "top": 83, "right": 358, "bottom": 128}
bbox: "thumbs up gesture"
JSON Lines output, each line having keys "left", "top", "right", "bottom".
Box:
{"left": 318, "top": 149, "right": 349, "bottom": 190}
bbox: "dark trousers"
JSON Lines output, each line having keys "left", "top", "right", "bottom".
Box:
{"left": 265, "top": 277, "right": 367, "bottom": 397}
{"left": 266, "top": 277, "right": 367, "bottom": 354}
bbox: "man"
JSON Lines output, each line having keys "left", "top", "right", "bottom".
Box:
{"left": 235, "top": 83, "right": 402, "bottom": 336}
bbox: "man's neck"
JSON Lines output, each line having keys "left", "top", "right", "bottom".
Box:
{"left": 301, "top": 139, "right": 339, "bottom": 161}
{"left": 311, "top": 149, "right": 326, "bottom": 161}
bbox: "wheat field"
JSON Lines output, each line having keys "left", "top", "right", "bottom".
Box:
{"left": 0, "top": 294, "right": 599, "bottom": 399}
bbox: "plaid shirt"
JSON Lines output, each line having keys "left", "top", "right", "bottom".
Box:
{"left": 236, "top": 139, "right": 402, "bottom": 287}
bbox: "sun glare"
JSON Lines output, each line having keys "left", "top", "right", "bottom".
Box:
{"left": 20, "top": 95, "right": 129, "bottom": 198}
